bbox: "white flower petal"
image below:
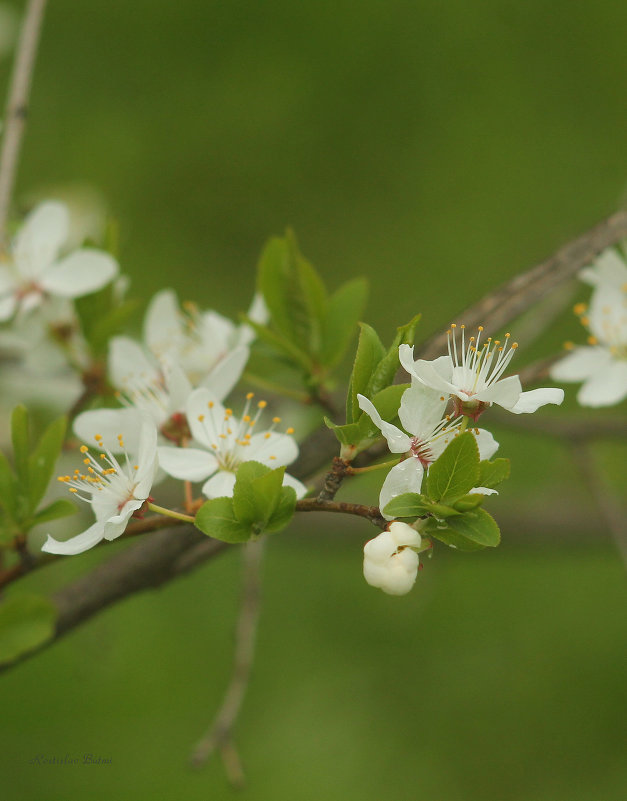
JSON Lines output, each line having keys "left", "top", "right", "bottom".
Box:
{"left": 379, "top": 459, "right": 424, "bottom": 520}
{"left": 163, "top": 362, "right": 193, "bottom": 413}
{"left": 551, "top": 347, "right": 610, "bottom": 382}
{"left": 471, "top": 487, "right": 498, "bottom": 496}
{"left": 476, "top": 374, "right": 522, "bottom": 407}
{"left": 0, "top": 292, "right": 17, "bottom": 321}
{"left": 202, "top": 470, "right": 237, "bottom": 498}
{"left": 200, "top": 345, "right": 249, "bottom": 400}
{"left": 73, "top": 408, "right": 144, "bottom": 454}
{"left": 580, "top": 249, "right": 627, "bottom": 289}
{"left": 41, "top": 520, "right": 105, "bottom": 555}
{"left": 247, "top": 431, "right": 298, "bottom": 467}
{"left": 14, "top": 202, "right": 69, "bottom": 277}
{"left": 134, "top": 417, "right": 159, "bottom": 489}
{"left": 389, "top": 520, "right": 422, "bottom": 548}
{"left": 109, "top": 336, "right": 160, "bottom": 389}
{"left": 357, "top": 394, "right": 411, "bottom": 453}
{"left": 187, "top": 388, "right": 226, "bottom": 448}
{"left": 282, "top": 472, "right": 308, "bottom": 499}
{"left": 475, "top": 428, "right": 499, "bottom": 460}
{"left": 40, "top": 249, "right": 118, "bottom": 297}
{"left": 144, "top": 289, "right": 183, "bottom": 357}
{"left": 364, "top": 531, "right": 396, "bottom": 563}
{"left": 103, "top": 502, "right": 142, "bottom": 539}
{"left": 238, "top": 292, "right": 269, "bottom": 345}
{"left": 398, "top": 381, "right": 448, "bottom": 438}
{"left": 158, "top": 446, "right": 217, "bottom": 481}
{"left": 510, "top": 387, "right": 564, "bottom": 414}
{"left": 577, "top": 361, "right": 627, "bottom": 407}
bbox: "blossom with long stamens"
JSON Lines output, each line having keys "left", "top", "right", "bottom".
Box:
{"left": 579, "top": 247, "right": 627, "bottom": 291}
{"left": 358, "top": 383, "right": 499, "bottom": 519}
{"left": 0, "top": 201, "right": 118, "bottom": 322}
{"left": 363, "top": 522, "right": 423, "bottom": 595}
{"left": 41, "top": 416, "right": 158, "bottom": 556}
{"left": 550, "top": 284, "right": 627, "bottom": 407}
{"left": 158, "top": 388, "right": 307, "bottom": 499}
{"left": 399, "top": 325, "right": 563, "bottom": 419}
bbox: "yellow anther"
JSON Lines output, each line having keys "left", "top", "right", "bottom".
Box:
{"left": 134, "top": 465, "right": 139, "bottom": 470}
{"left": 264, "top": 433, "right": 272, "bottom": 439}
{"left": 227, "top": 428, "right": 233, "bottom": 434}
{"left": 69, "top": 488, "right": 78, "bottom": 493}
{"left": 460, "top": 324, "right": 465, "bottom": 329}
{"left": 439, "top": 396, "right": 445, "bottom": 401}
{"left": 257, "top": 400, "right": 267, "bottom": 409}
{"left": 246, "top": 392, "right": 254, "bottom": 400}
{"left": 80, "top": 445, "right": 88, "bottom": 453}
{"left": 564, "top": 341, "right": 575, "bottom": 350}
{"left": 211, "top": 444, "right": 218, "bottom": 450}
{"left": 573, "top": 302, "right": 587, "bottom": 315}
{"left": 478, "top": 325, "right": 484, "bottom": 332}
{"left": 451, "top": 323, "right": 457, "bottom": 328}
{"left": 587, "top": 336, "right": 598, "bottom": 345}
{"left": 272, "top": 416, "right": 281, "bottom": 424}
{"left": 269, "top": 455, "right": 277, "bottom": 460}
{"left": 286, "top": 427, "right": 295, "bottom": 435}
{"left": 208, "top": 401, "right": 214, "bottom": 408}
{"left": 100, "top": 453, "right": 106, "bottom": 459}
{"left": 94, "top": 434, "right": 102, "bottom": 441}
{"left": 511, "top": 342, "right": 518, "bottom": 349}
{"left": 219, "top": 433, "right": 227, "bottom": 439}
{"left": 243, "top": 415, "right": 251, "bottom": 423}
{"left": 198, "top": 414, "right": 205, "bottom": 422}
{"left": 83, "top": 458, "right": 90, "bottom": 465}
{"left": 225, "top": 408, "right": 233, "bottom": 416}
{"left": 580, "top": 316, "right": 589, "bottom": 327}
{"left": 244, "top": 433, "right": 251, "bottom": 439}
{"left": 57, "top": 476, "right": 66, "bottom": 482}
{"left": 88, "top": 467, "right": 95, "bottom": 474}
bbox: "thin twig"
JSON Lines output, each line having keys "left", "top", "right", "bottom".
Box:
{"left": 297, "top": 497, "right": 387, "bottom": 528}
{"left": 574, "top": 441, "right": 627, "bottom": 568}
{"left": 0, "top": 0, "right": 49, "bottom": 241}
{"left": 189, "top": 539, "right": 265, "bottom": 783}
{"left": 317, "top": 456, "right": 350, "bottom": 501}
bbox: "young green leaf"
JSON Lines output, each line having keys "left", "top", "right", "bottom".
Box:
{"left": 452, "top": 493, "right": 485, "bottom": 512}
{"left": 29, "top": 499, "right": 77, "bottom": 528}
{"left": 232, "top": 461, "right": 285, "bottom": 528}
{"left": 0, "top": 594, "right": 58, "bottom": 666}
{"left": 347, "top": 323, "right": 385, "bottom": 422}
{"left": 265, "top": 486, "right": 297, "bottom": 532}
{"left": 0, "top": 450, "right": 17, "bottom": 519}
{"left": 426, "top": 432, "right": 480, "bottom": 505}
{"left": 366, "top": 313, "right": 421, "bottom": 397}
{"left": 319, "top": 278, "right": 369, "bottom": 368}
{"left": 427, "top": 507, "right": 501, "bottom": 550}
{"left": 369, "top": 383, "right": 409, "bottom": 422}
{"left": 243, "top": 316, "right": 315, "bottom": 372}
{"left": 477, "top": 458, "right": 511, "bottom": 489}
{"left": 27, "top": 416, "right": 67, "bottom": 510}
{"left": 194, "top": 497, "right": 252, "bottom": 543}
{"left": 383, "top": 492, "right": 433, "bottom": 520}
{"left": 11, "top": 405, "right": 30, "bottom": 484}
{"left": 324, "top": 415, "right": 375, "bottom": 456}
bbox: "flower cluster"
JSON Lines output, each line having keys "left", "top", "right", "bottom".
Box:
{"left": 551, "top": 249, "right": 627, "bottom": 407}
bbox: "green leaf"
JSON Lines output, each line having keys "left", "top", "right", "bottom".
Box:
{"left": 232, "top": 461, "right": 285, "bottom": 529}
{"left": 478, "top": 458, "right": 511, "bottom": 489}
{"left": 383, "top": 492, "right": 433, "bottom": 520}
{"left": 452, "top": 493, "right": 485, "bottom": 512}
{"left": 347, "top": 323, "right": 385, "bottom": 422}
{"left": 427, "top": 507, "right": 501, "bottom": 550}
{"left": 366, "top": 314, "right": 421, "bottom": 398}
{"left": 29, "top": 499, "right": 77, "bottom": 528}
{"left": 27, "top": 416, "right": 67, "bottom": 510}
{"left": 243, "top": 316, "right": 314, "bottom": 372}
{"left": 324, "top": 415, "right": 374, "bottom": 454}
{"left": 265, "top": 486, "right": 297, "bottom": 532}
{"left": 257, "top": 231, "right": 327, "bottom": 356}
{"left": 0, "top": 594, "right": 58, "bottom": 666}
{"left": 11, "top": 405, "right": 30, "bottom": 484}
{"left": 319, "top": 278, "right": 369, "bottom": 368}
{"left": 194, "top": 497, "right": 252, "bottom": 543}
{"left": 426, "top": 432, "right": 480, "bottom": 505}
{"left": 369, "top": 383, "right": 409, "bottom": 422}
{"left": 0, "top": 450, "right": 17, "bottom": 519}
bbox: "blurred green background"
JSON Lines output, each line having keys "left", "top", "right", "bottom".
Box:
{"left": 1, "top": 0, "right": 626, "bottom": 799}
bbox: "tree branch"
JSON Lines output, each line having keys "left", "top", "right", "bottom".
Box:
{"left": 415, "top": 210, "right": 627, "bottom": 360}
{"left": 0, "top": 0, "right": 49, "bottom": 241}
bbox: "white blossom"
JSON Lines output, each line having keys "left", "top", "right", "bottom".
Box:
{"left": 158, "top": 388, "right": 307, "bottom": 499}
{"left": 358, "top": 384, "right": 498, "bottom": 519}
{"left": 399, "top": 325, "right": 563, "bottom": 419}
{"left": 42, "top": 417, "right": 158, "bottom": 555}
{"left": 363, "top": 522, "right": 422, "bottom": 595}
{"left": 551, "top": 284, "right": 627, "bottom": 407}
{"left": 0, "top": 202, "right": 118, "bottom": 322}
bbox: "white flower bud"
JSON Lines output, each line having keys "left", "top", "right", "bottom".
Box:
{"left": 362, "top": 522, "right": 421, "bottom": 596}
